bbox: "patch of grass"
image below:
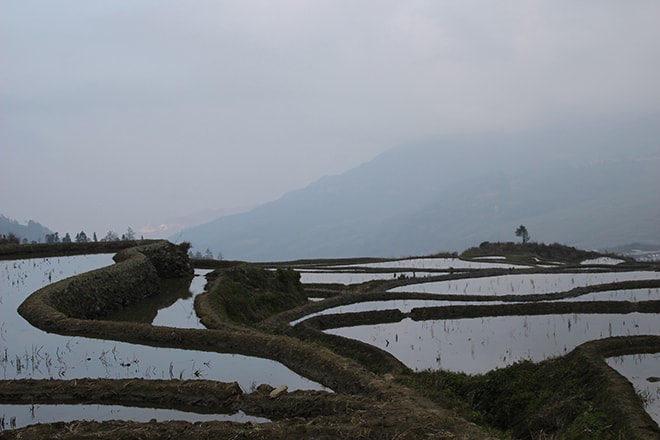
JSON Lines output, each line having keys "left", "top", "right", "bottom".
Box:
{"left": 460, "top": 241, "right": 625, "bottom": 265}
{"left": 397, "top": 368, "right": 484, "bottom": 423}
{"left": 207, "top": 265, "right": 307, "bottom": 325}
{"left": 400, "top": 356, "right": 628, "bottom": 439}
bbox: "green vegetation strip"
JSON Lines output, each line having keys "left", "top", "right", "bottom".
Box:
{"left": 400, "top": 336, "right": 660, "bottom": 440}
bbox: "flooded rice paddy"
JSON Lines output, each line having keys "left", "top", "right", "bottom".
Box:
{"left": 4, "top": 251, "right": 660, "bottom": 432}
{"left": 326, "top": 313, "right": 660, "bottom": 374}
{"left": 289, "top": 299, "right": 515, "bottom": 326}
{"left": 1, "top": 256, "right": 323, "bottom": 389}
{"left": 0, "top": 255, "right": 325, "bottom": 429}
{"left": 146, "top": 269, "right": 211, "bottom": 329}
{"left": 388, "top": 271, "right": 660, "bottom": 294}
{"left": 298, "top": 270, "right": 436, "bottom": 285}
{"left": 1, "top": 404, "right": 267, "bottom": 431}
{"left": 292, "top": 287, "right": 660, "bottom": 325}
{"left": 292, "top": 258, "right": 660, "bottom": 424}
{"left": 557, "top": 287, "right": 660, "bottom": 302}
{"left": 334, "top": 257, "right": 527, "bottom": 270}
{"left": 580, "top": 257, "right": 625, "bottom": 265}
{"left": 607, "top": 353, "right": 660, "bottom": 426}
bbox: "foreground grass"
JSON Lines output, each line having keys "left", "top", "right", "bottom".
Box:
{"left": 399, "top": 354, "right": 633, "bottom": 439}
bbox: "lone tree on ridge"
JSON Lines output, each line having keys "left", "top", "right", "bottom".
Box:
{"left": 515, "top": 225, "right": 530, "bottom": 244}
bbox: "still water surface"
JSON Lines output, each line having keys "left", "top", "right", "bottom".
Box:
{"left": 607, "top": 353, "right": 660, "bottom": 426}
{"left": 327, "top": 313, "right": 660, "bottom": 374}
{"left": 1, "top": 404, "right": 268, "bottom": 431}
{"left": 1, "top": 255, "right": 326, "bottom": 429}
{"left": 389, "top": 271, "right": 660, "bottom": 295}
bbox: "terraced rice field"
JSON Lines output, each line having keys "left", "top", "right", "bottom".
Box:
{"left": 289, "top": 257, "right": 660, "bottom": 426}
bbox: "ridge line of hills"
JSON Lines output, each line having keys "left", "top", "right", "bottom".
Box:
{"left": 175, "top": 129, "right": 660, "bottom": 261}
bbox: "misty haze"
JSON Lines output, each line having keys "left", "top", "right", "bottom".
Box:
{"left": 2, "top": 2, "right": 659, "bottom": 257}
{"left": 2, "top": 2, "right": 660, "bottom": 438}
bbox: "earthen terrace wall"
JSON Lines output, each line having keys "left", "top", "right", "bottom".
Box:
{"left": 18, "top": 241, "right": 192, "bottom": 320}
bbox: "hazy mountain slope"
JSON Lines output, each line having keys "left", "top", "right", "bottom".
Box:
{"left": 176, "top": 129, "right": 660, "bottom": 261}
{"left": 0, "top": 215, "right": 53, "bottom": 243}
{"left": 377, "top": 157, "right": 660, "bottom": 254}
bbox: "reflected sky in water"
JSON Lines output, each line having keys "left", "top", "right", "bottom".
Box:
{"left": 607, "top": 353, "right": 660, "bottom": 426}
{"left": 327, "top": 313, "right": 660, "bottom": 374}
{"left": 389, "top": 272, "right": 660, "bottom": 295}
{"left": 0, "top": 404, "right": 268, "bottom": 431}
{"left": 1, "top": 256, "right": 327, "bottom": 390}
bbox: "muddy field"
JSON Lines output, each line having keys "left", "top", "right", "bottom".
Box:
{"left": 2, "top": 241, "right": 660, "bottom": 439}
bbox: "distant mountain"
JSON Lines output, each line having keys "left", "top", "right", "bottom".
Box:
{"left": 605, "top": 243, "right": 660, "bottom": 262}
{"left": 0, "top": 215, "right": 53, "bottom": 243}
{"left": 176, "top": 124, "right": 660, "bottom": 261}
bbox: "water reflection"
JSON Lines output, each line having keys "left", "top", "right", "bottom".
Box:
{"left": 0, "top": 404, "right": 268, "bottom": 430}
{"left": 152, "top": 270, "right": 211, "bottom": 329}
{"left": 105, "top": 269, "right": 211, "bottom": 329}
{"left": 1, "top": 256, "right": 327, "bottom": 424}
{"left": 389, "top": 272, "right": 660, "bottom": 295}
{"left": 327, "top": 313, "right": 660, "bottom": 374}
{"left": 290, "top": 299, "right": 513, "bottom": 326}
{"left": 335, "top": 257, "right": 526, "bottom": 270}
{"left": 298, "top": 271, "right": 435, "bottom": 285}
{"left": 607, "top": 353, "right": 660, "bottom": 425}
{"left": 104, "top": 277, "right": 194, "bottom": 324}
{"left": 558, "top": 288, "right": 660, "bottom": 302}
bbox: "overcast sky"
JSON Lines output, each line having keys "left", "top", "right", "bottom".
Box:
{"left": 2, "top": 1, "right": 659, "bottom": 238}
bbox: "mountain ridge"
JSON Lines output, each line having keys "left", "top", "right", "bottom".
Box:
{"left": 0, "top": 215, "right": 53, "bottom": 243}
{"left": 175, "top": 131, "right": 659, "bottom": 261}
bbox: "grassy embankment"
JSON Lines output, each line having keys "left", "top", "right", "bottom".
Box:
{"left": 400, "top": 356, "right": 628, "bottom": 439}
{"left": 205, "top": 265, "right": 308, "bottom": 325}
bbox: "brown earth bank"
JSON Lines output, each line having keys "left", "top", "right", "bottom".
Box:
{"left": 4, "top": 243, "right": 660, "bottom": 438}
{"left": 0, "top": 418, "right": 469, "bottom": 440}
{"left": 0, "top": 379, "right": 374, "bottom": 420}
{"left": 0, "top": 240, "right": 158, "bottom": 260}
